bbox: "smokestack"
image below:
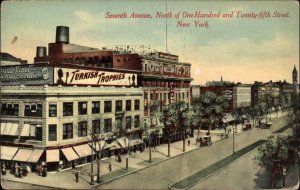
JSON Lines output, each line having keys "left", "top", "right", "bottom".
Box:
{"left": 36, "top": 46, "right": 47, "bottom": 57}
{"left": 56, "top": 26, "right": 69, "bottom": 43}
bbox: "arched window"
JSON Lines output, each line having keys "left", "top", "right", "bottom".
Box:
{"left": 75, "top": 58, "right": 80, "bottom": 64}
{"left": 64, "top": 58, "right": 68, "bottom": 63}
{"left": 68, "top": 58, "right": 73, "bottom": 63}
{"left": 88, "top": 57, "right": 93, "bottom": 64}
{"left": 81, "top": 58, "right": 85, "bottom": 65}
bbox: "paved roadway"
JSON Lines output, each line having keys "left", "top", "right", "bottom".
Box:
{"left": 191, "top": 128, "right": 297, "bottom": 190}
{"left": 95, "top": 116, "right": 288, "bottom": 189}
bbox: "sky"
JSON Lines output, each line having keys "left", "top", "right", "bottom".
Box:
{"left": 1, "top": 0, "right": 299, "bottom": 85}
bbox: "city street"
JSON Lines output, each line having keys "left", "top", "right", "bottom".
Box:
{"left": 97, "top": 115, "right": 291, "bottom": 189}
{"left": 1, "top": 113, "right": 295, "bottom": 189}
{"left": 191, "top": 128, "right": 298, "bottom": 190}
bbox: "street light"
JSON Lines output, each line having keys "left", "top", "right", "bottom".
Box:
{"left": 232, "top": 125, "right": 235, "bottom": 155}
{"left": 90, "top": 139, "right": 95, "bottom": 185}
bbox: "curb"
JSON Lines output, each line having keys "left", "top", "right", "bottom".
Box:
{"left": 90, "top": 136, "right": 228, "bottom": 189}
{"left": 1, "top": 178, "right": 64, "bottom": 189}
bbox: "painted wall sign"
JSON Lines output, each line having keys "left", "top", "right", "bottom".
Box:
{"left": 54, "top": 67, "right": 137, "bottom": 86}
{"left": 0, "top": 65, "right": 53, "bottom": 85}
{"left": 223, "top": 89, "right": 233, "bottom": 100}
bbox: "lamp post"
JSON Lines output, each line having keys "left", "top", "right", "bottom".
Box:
{"left": 90, "top": 139, "right": 94, "bottom": 185}
{"left": 232, "top": 125, "right": 235, "bottom": 155}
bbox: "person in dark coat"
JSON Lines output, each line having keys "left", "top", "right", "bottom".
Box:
{"left": 75, "top": 171, "right": 79, "bottom": 183}
{"left": 108, "top": 162, "right": 112, "bottom": 172}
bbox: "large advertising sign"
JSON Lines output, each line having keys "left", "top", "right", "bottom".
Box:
{"left": 54, "top": 67, "right": 137, "bottom": 86}
{"left": 0, "top": 65, "right": 53, "bottom": 85}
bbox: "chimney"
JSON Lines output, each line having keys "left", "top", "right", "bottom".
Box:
{"left": 56, "top": 26, "right": 69, "bottom": 43}
{"left": 36, "top": 46, "right": 47, "bottom": 57}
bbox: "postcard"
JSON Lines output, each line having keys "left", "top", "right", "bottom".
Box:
{"left": 0, "top": 0, "right": 299, "bottom": 189}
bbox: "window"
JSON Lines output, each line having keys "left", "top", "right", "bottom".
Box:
{"left": 134, "top": 115, "right": 140, "bottom": 128}
{"left": 125, "top": 116, "right": 132, "bottom": 129}
{"left": 104, "top": 101, "right": 112, "bottom": 113}
{"left": 88, "top": 57, "right": 93, "bottom": 64}
{"left": 134, "top": 100, "right": 140, "bottom": 110}
{"left": 35, "top": 125, "right": 43, "bottom": 141}
{"left": 78, "top": 121, "right": 87, "bottom": 137}
{"left": 144, "top": 92, "right": 148, "bottom": 99}
{"left": 48, "top": 124, "right": 57, "bottom": 141}
{"left": 182, "top": 92, "right": 185, "bottom": 100}
{"left": 92, "top": 101, "right": 100, "bottom": 114}
{"left": 92, "top": 120, "right": 101, "bottom": 134}
{"left": 75, "top": 58, "right": 80, "bottom": 64}
{"left": 0, "top": 103, "right": 19, "bottom": 116}
{"left": 63, "top": 102, "right": 73, "bottom": 116}
{"left": 78, "top": 102, "right": 87, "bottom": 115}
{"left": 24, "top": 103, "right": 42, "bottom": 117}
{"left": 115, "top": 100, "right": 122, "bottom": 112}
{"left": 126, "top": 100, "right": 131, "bottom": 111}
{"left": 104, "top": 119, "right": 112, "bottom": 133}
{"left": 49, "top": 103, "right": 57, "bottom": 117}
{"left": 116, "top": 116, "right": 124, "bottom": 130}
{"left": 81, "top": 58, "right": 85, "bottom": 65}
{"left": 63, "top": 123, "right": 73, "bottom": 140}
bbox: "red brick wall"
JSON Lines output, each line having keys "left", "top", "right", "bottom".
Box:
{"left": 113, "top": 54, "right": 142, "bottom": 70}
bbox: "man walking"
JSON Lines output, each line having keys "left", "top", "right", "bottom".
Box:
{"left": 108, "top": 162, "right": 112, "bottom": 172}
{"left": 75, "top": 171, "right": 79, "bottom": 183}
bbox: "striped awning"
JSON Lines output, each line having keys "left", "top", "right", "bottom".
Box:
{"left": 0, "top": 146, "right": 18, "bottom": 160}
{"left": 109, "top": 141, "right": 121, "bottom": 150}
{"left": 12, "top": 149, "right": 34, "bottom": 162}
{"left": 73, "top": 144, "right": 94, "bottom": 158}
{"left": 20, "top": 124, "right": 30, "bottom": 136}
{"left": 0, "top": 123, "right": 19, "bottom": 136}
{"left": 27, "top": 149, "right": 44, "bottom": 163}
{"left": 61, "top": 147, "right": 79, "bottom": 161}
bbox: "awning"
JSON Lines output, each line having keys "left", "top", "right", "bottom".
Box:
{"left": 0, "top": 146, "right": 18, "bottom": 160}
{"left": 27, "top": 149, "right": 44, "bottom": 163}
{"left": 109, "top": 141, "right": 121, "bottom": 150}
{"left": 90, "top": 141, "right": 111, "bottom": 151}
{"left": 1, "top": 123, "right": 7, "bottom": 134}
{"left": 12, "top": 149, "right": 34, "bottom": 162}
{"left": 61, "top": 147, "right": 79, "bottom": 161}
{"left": 21, "top": 124, "right": 30, "bottom": 136}
{"left": 131, "top": 139, "right": 144, "bottom": 146}
{"left": 73, "top": 144, "right": 94, "bottom": 158}
{"left": 30, "top": 125, "right": 36, "bottom": 137}
{"left": 3, "top": 123, "right": 12, "bottom": 135}
{"left": 116, "top": 137, "right": 129, "bottom": 148}
{"left": 222, "top": 114, "right": 234, "bottom": 123}
{"left": 9, "top": 123, "right": 19, "bottom": 136}
{"left": 46, "top": 149, "right": 59, "bottom": 162}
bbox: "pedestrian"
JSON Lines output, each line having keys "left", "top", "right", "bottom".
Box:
{"left": 75, "top": 171, "right": 79, "bottom": 183}
{"left": 188, "top": 139, "right": 190, "bottom": 146}
{"left": 108, "top": 162, "right": 112, "bottom": 172}
{"left": 1, "top": 164, "right": 6, "bottom": 175}
{"left": 15, "top": 163, "right": 19, "bottom": 177}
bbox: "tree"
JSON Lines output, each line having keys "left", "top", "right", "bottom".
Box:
{"left": 159, "top": 101, "right": 192, "bottom": 156}
{"left": 87, "top": 125, "right": 116, "bottom": 183}
{"left": 273, "top": 95, "right": 280, "bottom": 118}
{"left": 194, "top": 92, "right": 227, "bottom": 135}
{"left": 256, "top": 135, "right": 291, "bottom": 188}
{"left": 176, "top": 101, "right": 193, "bottom": 152}
{"left": 256, "top": 135, "right": 290, "bottom": 168}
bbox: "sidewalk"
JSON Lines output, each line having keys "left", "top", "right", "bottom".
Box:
{"left": 1, "top": 111, "right": 288, "bottom": 189}
{"left": 1, "top": 132, "right": 224, "bottom": 189}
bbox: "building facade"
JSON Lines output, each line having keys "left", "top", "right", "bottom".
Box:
{"left": 233, "top": 85, "right": 251, "bottom": 109}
